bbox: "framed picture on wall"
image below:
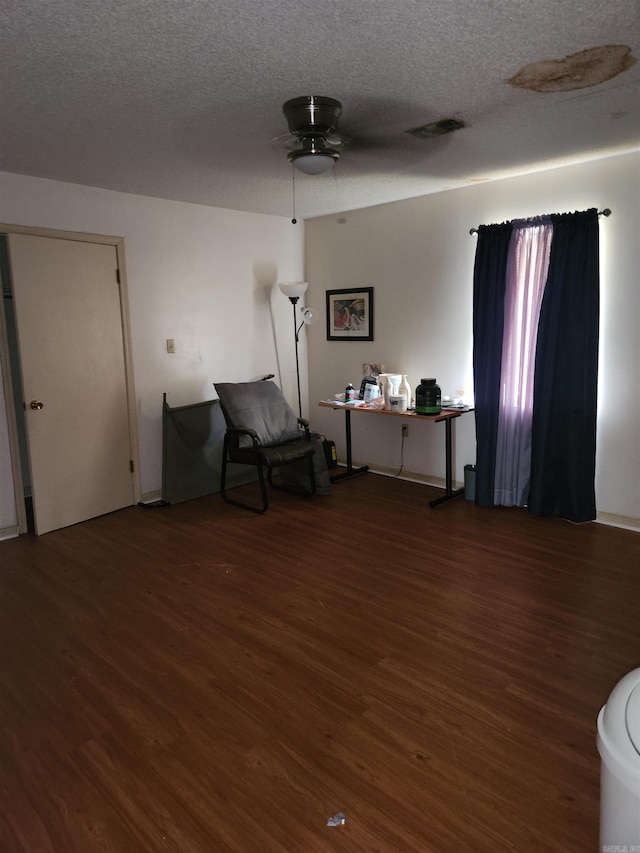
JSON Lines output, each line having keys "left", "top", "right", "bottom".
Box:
{"left": 326, "top": 287, "right": 374, "bottom": 341}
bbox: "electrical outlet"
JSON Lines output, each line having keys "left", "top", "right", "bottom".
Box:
{"left": 402, "top": 424, "right": 409, "bottom": 438}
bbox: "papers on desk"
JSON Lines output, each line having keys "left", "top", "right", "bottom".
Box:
{"left": 323, "top": 399, "right": 368, "bottom": 407}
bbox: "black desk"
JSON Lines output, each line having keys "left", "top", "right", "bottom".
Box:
{"left": 318, "top": 401, "right": 473, "bottom": 508}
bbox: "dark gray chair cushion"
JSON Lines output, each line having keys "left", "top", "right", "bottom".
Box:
{"left": 214, "top": 381, "right": 302, "bottom": 448}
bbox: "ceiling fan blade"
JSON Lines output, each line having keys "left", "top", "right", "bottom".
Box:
{"left": 272, "top": 130, "right": 351, "bottom": 152}
{"left": 272, "top": 132, "right": 302, "bottom": 152}
{"left": 324, "top": 132, "right": 351, "bottom": 149}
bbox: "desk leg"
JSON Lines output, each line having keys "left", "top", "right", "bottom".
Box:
{"left": 330, "top": 408, "right": 369, "bottom": 482}
{"left": 429, "top": 415, "right": 465, "bottom": 508}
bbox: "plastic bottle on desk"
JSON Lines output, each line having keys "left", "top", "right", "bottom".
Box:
{"left": 345, "top": 383, "right": 356, "bottom": 402}
{"left": 383, "top": 375, "right": 394, "bottom": 409}
{"left": 399, "top": 375, "right": 411, "bottom": 409}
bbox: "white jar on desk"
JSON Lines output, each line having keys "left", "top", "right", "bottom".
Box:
{"left": 389, "top": 394, "right": 407, "bottom": 413}
{"left": 378, "top": 374, "right": 402, "bottom": 409}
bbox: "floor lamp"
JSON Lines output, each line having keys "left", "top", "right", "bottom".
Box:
{"left": 278, "top": 281, "right": 316, "bottom": 418}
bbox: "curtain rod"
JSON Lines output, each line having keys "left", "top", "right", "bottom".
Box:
{"left": 469, "top": 208, "right": 611, "bottom": 235}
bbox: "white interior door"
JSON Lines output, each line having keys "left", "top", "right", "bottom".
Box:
{"left": 8, "top": 233, "right": 135, "bottom": 535}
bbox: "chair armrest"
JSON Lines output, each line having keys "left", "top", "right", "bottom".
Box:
{"left": 227, "top": 425, "right": 260, "bottom": 449}
{"left": 297, "top": 417, "right": 311, "bottom": 438}
{"left": 228, "top": 425, "right": 258, "bottom": 439}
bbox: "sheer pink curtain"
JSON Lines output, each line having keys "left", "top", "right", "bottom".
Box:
{"left": 494, "top": 222, "right": 553, "bottom": 506}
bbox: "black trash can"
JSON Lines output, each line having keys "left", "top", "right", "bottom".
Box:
{"left": 464, "top": 464, "right": 476, "bottom": 501}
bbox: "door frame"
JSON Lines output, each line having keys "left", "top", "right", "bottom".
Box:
{"left": 0, "top": 223, "right": 141, "bottom": 534}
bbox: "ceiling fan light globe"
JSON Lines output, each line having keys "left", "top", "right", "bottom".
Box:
{"left": 289, "top": 150, "right": 339, "bottom": 175}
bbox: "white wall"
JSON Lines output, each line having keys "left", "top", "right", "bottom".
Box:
{"left": 305, "top": 152, "right": 640, "bottom": 522}
{"left": 1, "top": 154, "right": 638, "bottom": 531}
{"left": 0, "top": 173, "right": 305, "bottom": 529}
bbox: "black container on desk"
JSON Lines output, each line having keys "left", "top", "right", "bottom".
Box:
{"left": 415, "top": 378, "right": 441, "bottom": 415}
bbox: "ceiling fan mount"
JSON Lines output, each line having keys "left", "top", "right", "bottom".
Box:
{"left": 281, "top": 95, "right": 348, "bottom": 174}
{"left": 283, "top": 95, "right": 342, "bottom": 137}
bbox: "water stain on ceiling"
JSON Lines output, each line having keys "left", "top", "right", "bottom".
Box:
{"left": 507, "top": 45, "right": 637, "bottom": 93}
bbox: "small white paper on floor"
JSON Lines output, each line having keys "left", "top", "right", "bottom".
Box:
{"left": 326, "top": 812, "right": 346, "bottom": 826}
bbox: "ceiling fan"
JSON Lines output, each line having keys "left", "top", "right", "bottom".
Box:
{"left": 275, "top": 95, "right": 351, "bottom": 175}
{"left": 274, "top": 95, "right": 467, "bottom": 176}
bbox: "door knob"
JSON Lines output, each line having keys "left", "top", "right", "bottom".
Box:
{"left": 30, "top": 400, "right": 44, "bottom": 410}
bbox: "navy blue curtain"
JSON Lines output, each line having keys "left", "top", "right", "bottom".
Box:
{"left": 528, "top": 209, "right": 600, "bottom": 522}
{"left": 472, "top": 223, "right": 513, "bottom": 507}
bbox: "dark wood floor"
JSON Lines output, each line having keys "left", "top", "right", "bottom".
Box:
{"left": 0, "top": 473, "right": 638, "bottom": 852}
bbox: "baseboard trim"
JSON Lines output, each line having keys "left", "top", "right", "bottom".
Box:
{"left": 0, "top": 525, "right": 19, "bottom": 541}
{"left": 338, "top": 462, "right": 639, "bottom": 529}
{"left": 139, "top": 490, "right": 163, "bottom": 505}
{"left": 336, "top": 461, "right": 463, "bottom": 493}
{"left": 596, "top": 512, "right": 640, "bottom": 533}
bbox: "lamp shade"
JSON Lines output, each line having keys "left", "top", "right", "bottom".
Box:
{"left": 300, "top": 306, "right": 317, "bottom": 325}
{"left": 278, "top": 281, "right": 308, "bottom": 299}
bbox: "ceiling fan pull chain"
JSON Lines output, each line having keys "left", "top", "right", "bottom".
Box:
{"left": 291, "top": 165, "right": 297, "bottom": 224}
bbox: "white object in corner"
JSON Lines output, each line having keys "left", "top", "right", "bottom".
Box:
{"left": 597, "top": 667, "right": 640, "bottom": 849}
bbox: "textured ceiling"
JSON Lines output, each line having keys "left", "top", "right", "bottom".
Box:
{"left": 1, "top": 0, "right": 639, "bottom": 219}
